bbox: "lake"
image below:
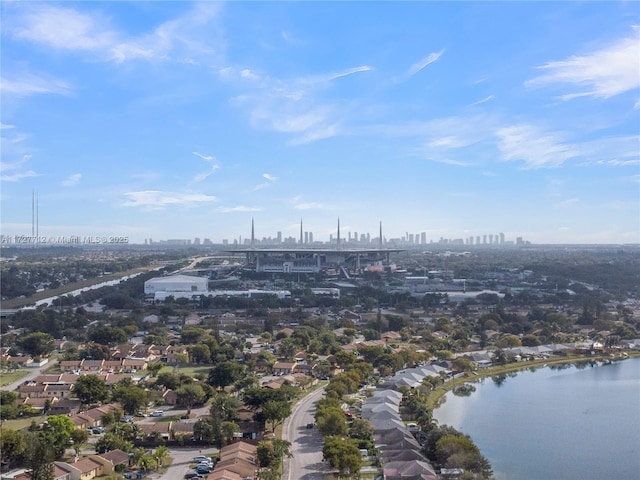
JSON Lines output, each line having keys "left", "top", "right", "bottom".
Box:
{"left": 433, "top": 357, "right": 640, "bottom": 480}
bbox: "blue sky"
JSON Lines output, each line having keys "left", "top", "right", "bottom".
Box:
{"left": 1, "top": 1, "right": 639, "bottom": 245}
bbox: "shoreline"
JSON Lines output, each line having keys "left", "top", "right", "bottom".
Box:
{"left": 429, "top": 353, "right": 640, "bottom": 480}
{"left": 426, "top": 350, "right": 640, "bottom": 410}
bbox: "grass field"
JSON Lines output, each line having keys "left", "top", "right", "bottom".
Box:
{"left": 157, "top": 365, "right": 212, "bottom": 378}
{"left": 0, "top": 370, "right": 29, "bottom": 386}
{"left": 1, "top": 415, "right": 48, "bottom": 430}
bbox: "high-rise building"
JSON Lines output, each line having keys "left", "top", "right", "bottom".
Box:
{"left": 500, "top": 232, "right": 505, "bottom": 244}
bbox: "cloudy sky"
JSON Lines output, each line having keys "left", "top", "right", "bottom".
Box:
{"left": 1, "top": 1, "right": 638, "bottom": 245}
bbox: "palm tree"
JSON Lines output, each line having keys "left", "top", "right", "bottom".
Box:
{"left": 138, "top": 454, "right": 155, "bottom": 473}
{"left": 153, "top": 446, "right": 169, "bottom": 469}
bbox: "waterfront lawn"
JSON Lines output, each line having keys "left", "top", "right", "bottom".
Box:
{"left": 426, "top": 351, "right": 640, "bottom": 409}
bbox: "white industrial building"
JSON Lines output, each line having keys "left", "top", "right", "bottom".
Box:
{"left": 144, "top": 274, "right": 209, "bottom": 301}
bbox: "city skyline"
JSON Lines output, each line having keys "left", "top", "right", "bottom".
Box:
{"left": 1, "top": 2, "right": 639, "bottom": 245}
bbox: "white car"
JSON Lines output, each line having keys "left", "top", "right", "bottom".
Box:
{"left": 150, "top": 410, "right": 164, "bottom": 417}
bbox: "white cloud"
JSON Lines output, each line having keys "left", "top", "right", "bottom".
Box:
{"left": 192, "top": 151, "right": 216, "bottom": 162}
{"left": 0, "top": 154, "right": 38, "bottom": 182}
{"left": 0, "top": 123, "right": 15, "bottom": 130}
{"left": 301, "top": 66, "right": 373, "bottom": 84}
{"left": 496, "top": 124, "right": 579, "bottom": 168}
{"left": 6, "top": 3, "right": 222, "bottom": 64}
{"left": 61, "top": 173, "right": 82, "bottom": 187}
{"left": 400, "top": 50, "right": 445, "bottom": 81}
{"left": 1, "top": 170, "right": 38, "bottom": 182}
{"left": 254, "top": 172, "right": 278, "bottom": 190}
{"left": 1, "top": 72, "right": 72, "bottom": 97}
{"left": 630, "top": 174, "right": 640, "bottom": 183}
{"left": 191, "top": 152, "right": 220, "bottom": 182}
{"left": 122, "top": 190, "right": 217, "bottom": 207}
{"left": 469, "top": 95, "right": 495, "bottom": 106}
{"left": 223, "top": 61, "right": 371, "bottom": 144}
{"left": 217, "top": 205, "right": 262, "bottom": 213}
{"left": 526, "top": 27, "right": 640, "bottom": 101}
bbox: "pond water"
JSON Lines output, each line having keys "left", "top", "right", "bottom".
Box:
{"left": 433, "top": 357, "right": 640, "bottom": 480}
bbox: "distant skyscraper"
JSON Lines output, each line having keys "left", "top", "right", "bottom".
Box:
{"left": 483, "top": 235, "right": 487, "bottom": 244}
{"left": 309, "top": 232, "right": 313, "bottom": 243}
{"left": 500, "top": 232, "right": 505, "bottom": 244}
{"left": 277, "top": 231, "right": 282, "bottom": 243}
{"left": 489, "top": 234, "right": 494, "bottom": 244}
{"left": 421, "top": 232, "right": 426, "bottom": 244}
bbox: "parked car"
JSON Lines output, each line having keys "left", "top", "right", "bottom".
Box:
{"left": 193, "top": 456, "right": 212, "bottom": 464}
{"left": 150, "top": 410, "right": 164, "bottom": 417}
{"left": 184, "top": 473, "right": 204, "bottom": 479}
{"left": 196, "top": 465, "right": 212, "bottom": 474}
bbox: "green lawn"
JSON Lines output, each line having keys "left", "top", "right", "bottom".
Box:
{"left": 156, "top": 365, "right": 212, "bottom": 378}
{"left": 1, "top": 415, "right": 48, "bottom": 430}
{"left": 0, "top": 370, "right": 29, "bottom": 386}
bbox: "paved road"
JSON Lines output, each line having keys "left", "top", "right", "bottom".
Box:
{"left": 282, "top": 387, "right": 330, "bottom": 480}
{"left": 1, "top": 358, "right": 59, "bottom": 391}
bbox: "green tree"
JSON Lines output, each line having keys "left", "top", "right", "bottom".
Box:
{"left": 175, "top": 383, "right": 206, "bottom": 414}
{"left": 207, "top": 361, "right": 246, "bottom": 389}
{"left": 220, "top": 421, "right": 241, "bottom": 444}
{"left": 316, "top": 407, "right": 348, "bottom": 437}
{"left": 45, "top": 415, "right": 76, "bottom": 458}
{"left": 349, "top": 418, "right": 374, "bottom": 440}
{"left": 70, "top": 428, "right": 89, "bottom": 456}
{"left": 188, "top": 343, "right": 211, "bottom": 364}
{"left": 0, "top": 428, "right": 26, "bottom": 468}
{"left": 262, "top": 400, "right": 292, "bottom": 432}
{"left": 112, "top": 385, "right": 148, "bottom": 414}
{"left": 152, "top": 445, "right": 170, "bottom": 469}
{"left": 452, "top": 357, "right": 475, "bottom": 373}
{"left": 146, "top": 362, "right": 165, "bottom": 377}
{"left": 74, "top": 374, "right": 109, "bottom": 405}
{"left": 24, "top": 431, "right": 55, "bottom": 480}
{"left": 17, "top": 332, "right": 55, "bottom": 357}
{"left": 95, "top": 432, "right": 133, "bottom": 454}
{"left": 495, "top": 334, "right": 522, "bottom": 348}
{"left": 322, "top": 436, "right": 362, "bottom": 478}
{"left": 87, "top": 326, "right": 128, "bottom": 345}
{"left": 210, "top": 393, "right": 240, "bottom": 422}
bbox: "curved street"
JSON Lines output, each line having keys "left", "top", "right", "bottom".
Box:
{"left": 282, "top": 387, "right": 329, "bottom": 480}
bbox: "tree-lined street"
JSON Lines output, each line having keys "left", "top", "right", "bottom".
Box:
{"left": 282, "top": 387, "right": 329, "bottom": 480}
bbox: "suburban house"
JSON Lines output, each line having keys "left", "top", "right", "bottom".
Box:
{"left": 272, "top": 361, "right": 296, "bottom": 375}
